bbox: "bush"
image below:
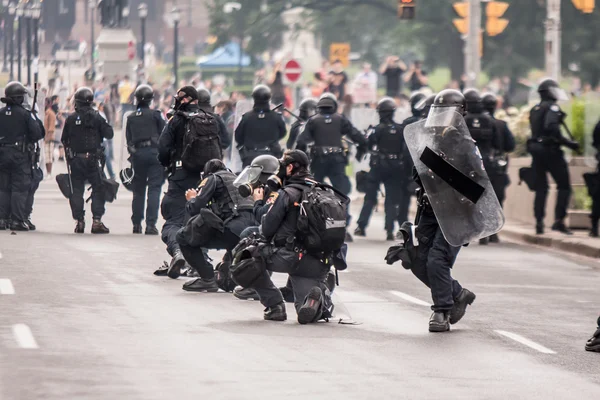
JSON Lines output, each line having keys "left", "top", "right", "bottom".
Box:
{"left": 569, "top": 100, "right": 586, "bottom": 148}
{"left": 572, "top": 186, "right": 592, "bottom": 211}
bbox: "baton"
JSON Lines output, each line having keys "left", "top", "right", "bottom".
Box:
{"left": 31, "top": 82, "right": 38, "bottom": 115}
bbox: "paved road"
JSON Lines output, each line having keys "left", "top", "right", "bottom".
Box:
{"left": 1, "top": 174, "right": 599, "bottom": 399}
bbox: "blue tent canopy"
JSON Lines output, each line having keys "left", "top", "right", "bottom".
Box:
{"left": 197, "top": 42, "right": 251, "bottom": 68}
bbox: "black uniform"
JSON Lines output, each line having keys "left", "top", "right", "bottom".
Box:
{"left": 177, "top": 170, "right": 254, "bottom": 281}
{"left": 0, "top": 103, "right": 44, "bottom": 225}
{"left": 125, "top": 106, "right": 166, "bottom": 228}
{"left": 488, "top": 114, "right": 515, "bottom": 206}
{"left": 158, "top": 104, "right": 230, "bottom": 257}
{"left": 249, "top": 174, "right": 332, "bottom": 313}
{"left": 296, "top": 112, "right": 367, "bottom": 200}
{"left": 529, "top": 101, "right": 571, "bottom": 224}
{"left": 287, "top": 120, "right": 303, "bottom": 150}
{"left": 61, "top": 106, "right": 114, "bottom": 221}
{"left": 235, "top": 106, "right": 286, "bottom": 167}
{"left": 590, "top": 121, "right": 600, "bottom": 229}
{"left": 24, "top": 117, "right": 46, "bottom": 228}
{"left": 356, "top": 121, "right": 409, "bottom": 235}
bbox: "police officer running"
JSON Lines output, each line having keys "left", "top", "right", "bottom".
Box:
{"left": 125, "top": 84, "right": 166, "bottom": 235}
{"left": 355, "top": 97, "right": 410, "bottom": 241}
{"left": 61, "top": 87, "right": 114, "bottom": 234}
{"left": 235, "top": 85, "right": 286, "bottom": 167}
{"left": 528, "top": 79, "right": 578, "bottom": 235}
{"left": 0, "top": 81, "right": 44, "bottom": 231}
{"left": 482, "top": 92, "right": 515, "bottom": 242}
{"left": 286, "top": 98, "right": 317, "bottom": 150}
{"left": 158, "top": 86, "right": 231, "bottom": 279}
{"left": 296, "top": 93, "right": 367, "bottom": 241}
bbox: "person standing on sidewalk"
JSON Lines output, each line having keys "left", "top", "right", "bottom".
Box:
{"left": 44, "top": 100, "right": 57, "bottom": 178}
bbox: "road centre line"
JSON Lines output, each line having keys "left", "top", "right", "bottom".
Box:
{"left": 494, "top": 330, "right": 556, "bottom": 354}
{"left": 389, "top": 291, "right": 431, "bottom": 307}
{"left": 0, "top": 279, "right": 14, "bottom": 294}
{"left": 12, "top": 324, "right": 38, "bottom": 349}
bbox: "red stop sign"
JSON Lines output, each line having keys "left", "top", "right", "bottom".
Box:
{"left": 284, "top": 60, "right": 302, "bottom": 83}
{"left": 128, "top": 41, "right": 135, "bottom": 61}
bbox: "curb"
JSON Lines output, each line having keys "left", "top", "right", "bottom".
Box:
{"left": 500, "top": 227, "right": 600, "bottom": 259}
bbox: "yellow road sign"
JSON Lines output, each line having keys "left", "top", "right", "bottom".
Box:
{"left": 329, "top": 43, "right": 351, "bottom": 67}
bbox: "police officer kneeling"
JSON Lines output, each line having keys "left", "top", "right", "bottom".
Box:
{"left": 125, "top": 84, "right": 166, "bottom": 235}
{"left": 242, "top": 150, "right": 343, "bottom": 324}
{"left": 61, "top": 87, "right": 114, "bottom": 234}
{"left": 177, "top": 159, "right": 255, "bottom": 292}
{"left": 0, "top": 81, "right": 44, "bottom": 231}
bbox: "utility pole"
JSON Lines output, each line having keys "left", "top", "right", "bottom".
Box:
{"left": 545, "top": 0, "right": 561, "bottom": 81}
{"left": 465, "top": 0, "right": 481, "bottom": 88}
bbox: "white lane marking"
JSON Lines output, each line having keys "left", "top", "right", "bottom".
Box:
{"left": 494, "top": 330, "right": 556, "bottom": 354}
{"left": 389, "top": 291, "right": 431, "bottom": 307}
{"left": 0, "top": 279, "right": 15, "bottom": 294}
{"left": 12, "top": 324, "right": 39, "bottom": 349}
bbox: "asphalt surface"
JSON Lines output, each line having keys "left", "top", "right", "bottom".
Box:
{"left": 1, "top": 166, "right": 600, "bottom": 399}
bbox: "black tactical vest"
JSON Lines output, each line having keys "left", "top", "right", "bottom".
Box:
{"left": 213, "top": 170, "right": 254, "bottom": 220}
{"left": 529, "top": 102, "right": 551, "bottom": 139}
{"left": 311, "top": 113, "right": 343, "bottom": 148}
{"left": 66, "top": 109, "right": 104, "bottom": 153}
{"left": 128, "top": 108, "right": 160, "bottom": 145}
{"left": 465, "top": 112, "right": 494, "bottom": 154}
{"left": 0, "top": 105, "right": 29, "bottom": 144}
{"left": 376, "top": 123, "right": 405, "bottom": 154}
{"left": 241, "top": 110, "right": 282, "bottom": 148}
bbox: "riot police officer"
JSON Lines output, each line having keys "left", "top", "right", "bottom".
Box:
{"left": 529, "top": 79, "right": 577, "bottom": 235}
{"left": 463, "top": 88, "right": 499, "bottom": 244}
{"left": 235, "top": 85, "right": 286, "bottom": 167}
{"left": 287, "top": 98, "right": 317, "bottom": 149}
{"left": 355, "top": 97, "right": 409, "bottom": 241}
{"left": 61, "top": 87, "right": 114, "bottom": 234}
{"left": 296, "top": 93, "right": 367, "bottom": 241}
{"left": 0, "top": 81, "right": 44, "bottom": 231}
{"left": 125, "top": 84, "right": 166, "bottom": 235}
{"left": 482, "top": 92, "right": 516, "bottom": 242}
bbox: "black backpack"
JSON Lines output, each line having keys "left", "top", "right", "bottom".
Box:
{"left": 181, "top": 110, "right": 222, "bottom": 173}
{"left": 287, "top": 182, "right": 349, "bottom": 256}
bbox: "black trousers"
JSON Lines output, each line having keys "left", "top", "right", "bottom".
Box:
{"left": 131, "top": 148, "right": 164, "bottom": 226}
{"left": 25, "top": 168, "right": 43, "bottom": 219}
{"left": 490, "top": 173, "right": 509, "bottom": 207}
{"left": 68, "top": 156, "right": 106, "bottom": 221}
{"left": 160, "top": 170, "right": 199, "bottom": 256}
{"left": 312, "top": 154, "right": 352, "bottom": 223}
{"left": 411, "top": 212, "right": 463, "bottom": 312}
{"left": 0, "top": 147, "right": 31, "bottom": 223}
{"left": 532, "top": 151, "right": 571, "bottom": 222}
{"left": 179, "top": 228, "right": 240, "bottom": 280}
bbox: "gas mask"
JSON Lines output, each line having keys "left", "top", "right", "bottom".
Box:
{"left": 234, "top": 165, "right": 265, "bottom": 198}
{"left": 266, "top": 161, "right": 287, "bottom": 192}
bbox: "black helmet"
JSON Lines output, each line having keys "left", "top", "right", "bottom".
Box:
{"left": 282, "top": 149, "right": 310, "bottom": 170}
{"left": 134, "top": 84, "right": 154, "bottom": 106}
{"left": 421, "top": 94, "right": 437, "bottom": 119}
{"left": 119, "top": 167, "right": 135, "bottom": 191}
{"left": 252, "top": 85, "right": 272, "bottom": 103}
{"left": 317, "top": 92, "right": 338, "bottom": 113}
{"left": 432, "top": 89, "right": 466, "bottom": 114}
{"left": 74, "top": 87, "right": 94, "bottom": 106}
{"left": 2, "top": 81, "right": 28, "bottom": 105}
{"left": 538, "top": 78, "right": 559, "bottom": 94}
{"left": 481, "top": 92, "right": 498, "bottom": 114}
{"left": 537, "top": 78, "right": 567, "bottom": 101}
{"left": 463, "top": 88, "right": 481, "bottom": 104}
{"left": 197, "top": 88, "right": 211, "bottom": 106}
{"left": 409, "top": 92, "right": 426, "bottom": 116}
{"left": 298, "top": 98, "right": 317, "bottom": 120}
{"left": 376, "top": 97, "right": 397, "bottom": 113}
{"left": 251, "top": 154, "right": 281, "bottom": 176}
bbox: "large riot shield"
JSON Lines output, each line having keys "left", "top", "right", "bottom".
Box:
{"left": 404, "top": 109, "right": 504, "bottom": 246}
{"left": 228, "top": 99, "right": 253, "bottom": 173}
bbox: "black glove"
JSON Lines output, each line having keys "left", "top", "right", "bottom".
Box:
{"left": 563, "top": 138, "right": 581, "bottom": 153}
{"left": 355, "top": 146, "right": 367, "bottom": 162}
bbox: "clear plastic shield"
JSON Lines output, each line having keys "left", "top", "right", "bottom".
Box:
{"left": 404, "top": 110, "right": 505, "bottom": 246}
{"left": 118, "top": 110, "right": 135, "bottom": 172}
{"left": 228, "top": 99, "right": 253, "bottom": 173}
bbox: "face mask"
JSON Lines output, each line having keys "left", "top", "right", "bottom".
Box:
{"left": 266, "top": 161, "right": 287, "bottom": 192}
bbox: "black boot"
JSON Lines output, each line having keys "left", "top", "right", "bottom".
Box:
{"left": 25, "top": 219, "right": 36, "bottom": 231}
{"left": 479, "top": 237, "right": 489, "bottom": 245}
{"left": 386, "top": 232, "right": 395, "bottom": 241}
{"left": 264, "top": 302, "right": 287, "bottom": 321}
{"left": 167, "top": 250, "right": 186, "bottom": 279}
{"left": 590, "top": 218, "right": 599, "bottom": 238}
{"left": 536, "top": 221, "right": 544, "bottom": 235}
{"left": 344, "top": 231, "right": 354, "bottom": 242}
{"left": 182, "top": 277, "right": 219, "bottom": 292}
{"left": 298, "top": 287, "right": 324, "bottom": 325}
{"left": 354, "top": 226, "right": 366, "bottom": 237}
{"left": 449, "top": 288, "right": 476, "bottom": 325}
{"left": 489, "top": 234, "right": 499, "bottom": 243}
{"left": 133, "top": 224, "right": 142, "bottom": 234}
{"left": 0, "top": 219, "right": 7, "bottom": 230}
{"left": 145, "top": 224, "right": 159, "bottom": 235}
{"left": 585, "top": 328, "right": 600, "bottom": 352}
{"left": 74, "top": 220, "right": 85, "bottom": 234}
{"left": 9, "top": 221, "right": 29, "bottom": 231}
{"left": 429, "top": 311, "right": 450, "bottom": 332}
{"left": 91, "top": 219, "right": 110, "bottom": 234}
{"left": 551, "top": 220, "right": 572, "bottom": 235}
{"left": 233, "top": 287, "right": 260, "bottom": 301}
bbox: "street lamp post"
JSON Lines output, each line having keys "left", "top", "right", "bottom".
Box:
{"left": 172, "top": 6, "right": 180, "bottom": 89}
{"left": 89, "top": 0, "right": 95, "bottom": 76}
{"left": 24, "top": 4, "right": 32, "bottom": 86}
{"left": 8, "top": 2, "right": 14, "bottom": 81}
{"left": 32, "top": 2, "right": 41, "bottom": 84}
{"left": 138, "top": 3, "right": 148, "bottom": 68}
{"left": 16, "top": 2, "right": 22, "bottom": 82}
{"left": 2, "top": 0, "right": 9, "bottom": 73}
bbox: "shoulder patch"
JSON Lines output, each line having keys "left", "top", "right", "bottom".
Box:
{"left": 199, "top": 178, "right": 208, "bottom": 188}
{"left": 550, "top": 105, "right": 560, "bottom": 112}
{"left": 267, "top": 191, "right": 279, "bottom": 204}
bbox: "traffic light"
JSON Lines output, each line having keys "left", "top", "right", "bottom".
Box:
{"left": 572, "top": 0, "right": 595, "bottom": 13}
{"left": 398, "top": 0, "right": 416, "bottom": 20}
{"left": 486, "top": 1, "right": 509, "bottom": 37}
{"left": 452, "top": 2, "right": 469, "bottom": 34}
